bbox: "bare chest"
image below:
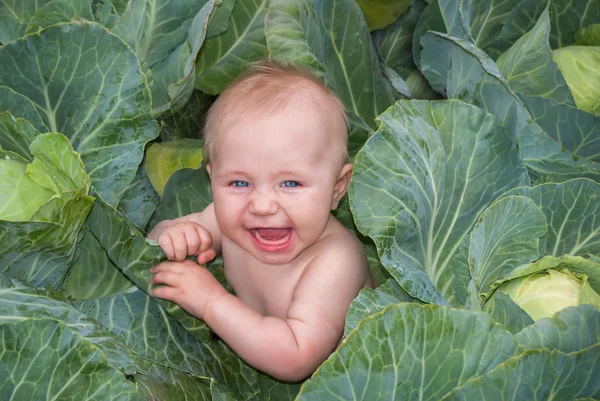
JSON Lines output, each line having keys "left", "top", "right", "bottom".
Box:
{"left": 222, "top": 242, "right": 306, "bottom": 318}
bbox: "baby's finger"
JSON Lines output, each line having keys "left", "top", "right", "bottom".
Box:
{"left": 195, "top": 225, "right": 213, "bottom": 254}
{"left": 150, "top": 270, "right": 181, "bottom": 287}
{"left": 158, "top": 235, "right": 175, "bottom": 261}
{"left": 150, "top": 285, "right": 180, "bottom": 302}
{"left": 184, "top": 227, "right": 202, "bottom": 256}
{"left": 170, "top": 231, "right": 188, "bottom": 261}
{"left": 197, "top": 247, "right": 216, "bottom": 265}
{"left": 151, "top": 260, "right": 191, "bottom": 274}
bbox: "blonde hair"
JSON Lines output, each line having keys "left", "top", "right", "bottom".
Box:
{"left": 202, "top": 60, "right": 349, "bottom": 168}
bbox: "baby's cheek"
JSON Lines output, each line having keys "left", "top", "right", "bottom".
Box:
{"left": 214, "top": 196, "right": 242, "bottom": 222}
{"left": 293, "top": 197, "right": 331, "bottom": 234}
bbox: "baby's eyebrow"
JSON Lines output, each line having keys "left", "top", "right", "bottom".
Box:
{"left": 275, "top": 170, "right": 301, "bottom": 177}
{"left": 217, "top": 170, "right": 250, "bottom": 178}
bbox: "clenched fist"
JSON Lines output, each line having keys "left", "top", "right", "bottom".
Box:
{"left": 150, "top": 221, "right": 216, "bottom": 265}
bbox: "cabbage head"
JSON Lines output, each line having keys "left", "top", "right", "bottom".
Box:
{"left": 493, "top": 265, "right": 600, "bottom": 321}
{"left": 552, "top": 46, "right": 600, "bottom": 116}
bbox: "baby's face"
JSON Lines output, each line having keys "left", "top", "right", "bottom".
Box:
{"left": 207, "top": 105, "right": 346, "bottom": 265}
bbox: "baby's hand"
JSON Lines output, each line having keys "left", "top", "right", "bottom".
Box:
{"left": 154, "top": 221, "right": 216, "bottom": 264}
{"left": 150, "top": 260, "right": 226, "bottom": 319}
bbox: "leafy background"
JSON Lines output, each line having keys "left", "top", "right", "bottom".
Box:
{"left": 1, "top": 0, "right": 600, "bottom": 400}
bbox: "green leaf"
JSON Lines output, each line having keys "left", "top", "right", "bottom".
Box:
{"left": 0, "top": 87, "right": 46, "bottom": 135}
{"left": 76, "top": 288, "right": 246, "bottom": 382}
{"left": 406, "top": 69, "right": 441, "bottom": 100}
{"left": 0, "top": 0, "right": 100, "bottom": 44}
{"left": 0, "top": 275, "right": 145, "bottom": 400}
{"left": 25, "top": 0, "right": 94, "bottom": 34}
{"left": 502, "top": 179, "right": 600, "bottom": 257}
{"left": 372, "top": 0, "right": 426, "bottom": 79}
{"left": 0, "top": 0, "right": 51, "bottom": 44}
{"left": 356, "top": 0, "right": 413, "bottom": 31}
{"left": 481, "top": 0, "right": 547, "bottom": 60}
{"left": 159, "top": 90, "right": 214, "bottom": 141}
{"left": 441, "top": 346, "right": 600, "bottom": 400}
{"left": 167, "top": 4, "right": 220, "bottom": 115}
{"left": 0, "top": 133, "right": 94, "bottom": 288}
{"left": 549, "top": 0, "right": 600, "bottom": 48}
{"left": 195, "top": 0, "right": 267, "bottom": 95}
{"left": 436, "top": 0, "right": 473, "bottom": 43}
{"left": 412, "top": 0, "right": 445, "bottom": 70}
{"left": 0, "top": 274, "right": 139, "bottom": 373}
{"left": 468, "top": 196, "right": 547, "bottom": 306}
{"left": 0, "top": 157, "right": 55, "bottom": 221}
{"left": 413, "top": 0, "right": 548, "bottom": 64}
{"left": 0, "top": 113, "right": 40, "bottom": 161}
{"left": 344, "top": 279, "right": 419, "bottom": 336}
{"left": 206, "top": 0, "right": 236, "bottom": 39}
{"left": 297, "top": 303, "right": 517, "bottom": 401}
{"left": 85, "top": 195, "right": 259, "bottom": 399}
{"left": 0, "top": 133, "right": 81, "bottom": 219}
{"left": 575, "top": 24, "right": 600, "bottom": 46}
{"left": 381, "top": 64, "right": 412, "bottom": 98}
{"left": 519, "top": 122, "right": 600, "bottom": 181}
{"left": 149, "top": 166, "right": 212, "bottom": 230}
{"left": 0, "top": 273, "right": 234, "bottom": 400}
{"left": 496, "top": 8, "right": 575, "bottom": 105}
{"left": 134, "top": 362, "right": 237, "bottom": 401}
{"left": 440, "top": 0, "right": 550, "bottom": 58}
{"left": 365, "top": 241, "right": 392, "bottom": 286}
{"left": 252, "top": 376, "right": 302, "bottom": 401}
{"left": 421, "top": 32, "right": 528, "bottom": 142}
{"left": 420, "top": 31, "right": 600, "bottom": 181}
{"left": 92, "top": 0, "right": 127, "bottom": 28}
{"left": 113, "top": 0, "right": 215, "bottom": 114}
{"left": 520, "top": 94, "right": 600, "bottom": 159}
{"left": 0, "top": 22, "right": 159, "bottom": 206}
{"left": 0, "top": 207, "right": 95, "bottom": 287}
{"left": 350, "top": 100, "right": 528, "bottom": 306}
{"left": 552, "top": 46, "right": 600, "bottom": 116}
{"left": 515, "top": 304, "right": 600, "bottom": 353}
{"left": 118, "top": 165, "right": 160, "bottom": 231}
{"left": 27, "top": 132, "right": 89, "bottom": 196}
{"left": 0, "top": 319, "right": 144, "bottom": 400}
{"left": 482, "top": 291, "right": 534, "bottom": 335}
{"left": 145, "top": 139, "right": 204, "bottom": 197}
{"left": 62, "top": 227, "right": 133, "bottom": 301}
{"left": 265, "top": 0, "right": 397, "bottom": 156}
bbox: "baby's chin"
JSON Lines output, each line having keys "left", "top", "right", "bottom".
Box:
{"left": 251, "top": 252, "right": 299, "bottom": 266}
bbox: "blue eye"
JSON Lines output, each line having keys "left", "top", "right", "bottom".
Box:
{"left": 282, "top": 181, "right": 299, "bottom": 187}
{"left": 232, "top": 181, "right": 249, "bottom": 187}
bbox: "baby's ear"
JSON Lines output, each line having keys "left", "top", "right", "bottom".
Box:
{"left": 331, "top": 163, "right": 353, "bottom": 210}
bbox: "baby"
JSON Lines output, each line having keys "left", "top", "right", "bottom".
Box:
{"left": 148, "top": 61, "right": 374, "bottom": 382}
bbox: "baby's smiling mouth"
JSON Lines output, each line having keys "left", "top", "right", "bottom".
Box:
{"left": 250, "top": 228, "right": 292, "bottom": 242}
{"left": 248, "top": 227, "right": 294, "bottom": 252}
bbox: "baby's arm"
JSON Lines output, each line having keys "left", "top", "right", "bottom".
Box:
{"left": 147, "top": 203, "right": 222, "bottom": 263}
{"left": 203, "top": 244, "right": 370, "bottom": 381}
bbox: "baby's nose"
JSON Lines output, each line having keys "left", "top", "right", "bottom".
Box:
{"left": 248, "top": 192, "right": 279, "bottom": 215}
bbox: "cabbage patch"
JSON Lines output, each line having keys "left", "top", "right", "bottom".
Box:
{"left": 1, "top": 0, "right": 600, "bottom": 400}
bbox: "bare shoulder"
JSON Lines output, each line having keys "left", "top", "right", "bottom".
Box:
{"left": 300, "top": 216, "right": 374, "bottom": 289}
{"left": 288, "top": 215, "right": 374, "bottom": 329}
